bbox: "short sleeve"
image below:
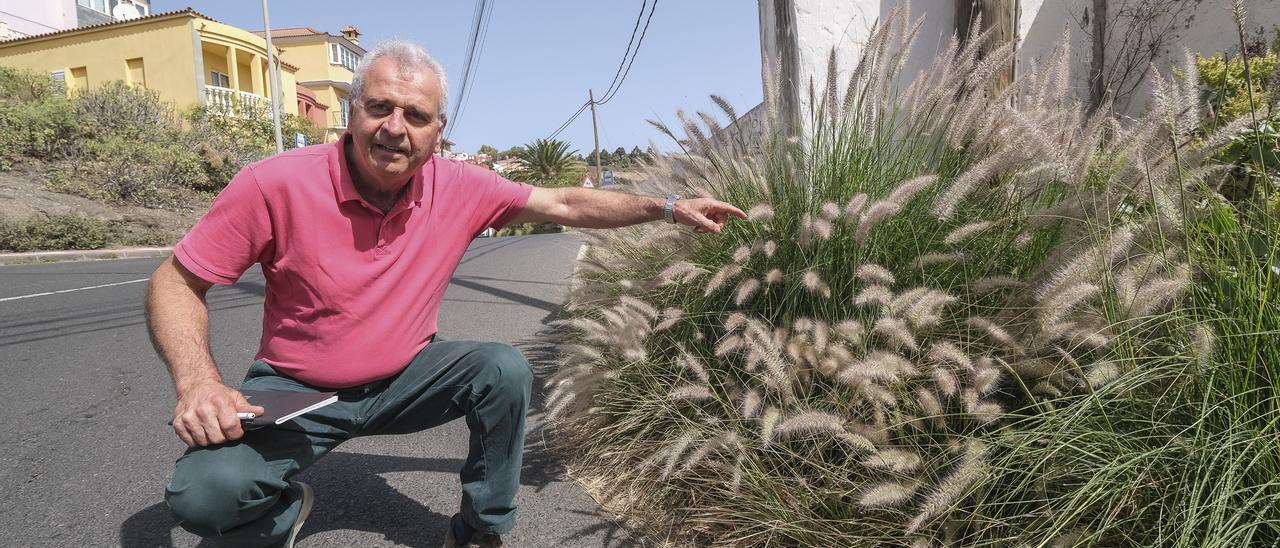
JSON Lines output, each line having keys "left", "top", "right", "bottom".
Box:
{"left": 173, "top": 166, "right": 273, "bottom": 285}
{"left": 475, "top": 171, "right": 533, "bottom": 230}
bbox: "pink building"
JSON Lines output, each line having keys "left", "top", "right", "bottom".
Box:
{"left": 294, "top": 84, "right": 329, "bottom": 129}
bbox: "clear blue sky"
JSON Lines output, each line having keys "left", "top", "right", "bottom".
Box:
{"left": 157, "top": 1, "right": 764, "bottom": 155}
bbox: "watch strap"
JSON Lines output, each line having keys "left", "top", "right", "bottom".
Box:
{"left": 663, "top": 194, "right": 681, "bottom": 224}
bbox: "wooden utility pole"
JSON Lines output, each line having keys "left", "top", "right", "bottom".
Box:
{"left": 954, "top": 0, "right": 1018, "bottom": 99}
{"left": 589, "top": 89, "right": 601, "bottom": 184}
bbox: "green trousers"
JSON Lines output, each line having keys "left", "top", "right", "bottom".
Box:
{"left": 164, "top": 340, "right": 533, "bottom": 547}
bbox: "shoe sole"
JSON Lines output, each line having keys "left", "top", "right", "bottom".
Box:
{"left": 285, "top": 481, "right": 314, "bottom": 548}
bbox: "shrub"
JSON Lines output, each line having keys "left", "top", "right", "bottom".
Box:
{"left": 546, "top": 12, "right": 1246, "bottom": 547}
{"left": 0, "top": 213, "right": 119, "bottom": 252}
{"left": 73, "top": 81, "right": 181, "bottom": 141}
{"left": 47, "top": 136, "right": 209, "bottom": 210}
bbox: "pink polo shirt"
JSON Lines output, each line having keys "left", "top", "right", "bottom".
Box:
{"left": 174, "top": 135, "right": 532, "bottom": 388}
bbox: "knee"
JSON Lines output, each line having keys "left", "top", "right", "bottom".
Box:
{"left": 165, "top": 453, "right": 271, "bottom": 536}
{"left": 475, "top": 343, "right": 532, "bottom": 397}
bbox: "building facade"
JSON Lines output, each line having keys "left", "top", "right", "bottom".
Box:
{"left": 259, "top": 25, "right": 365, "bottom": 141}
{"left": 0, "top": 9, "right": 300, "bottom": 119}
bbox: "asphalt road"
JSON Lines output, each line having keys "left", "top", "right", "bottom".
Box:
{"left": 0, "top": 232, "right": 643, "bottom": 548}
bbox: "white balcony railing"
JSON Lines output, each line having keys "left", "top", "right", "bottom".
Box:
{"left": 204, "top": 85, "right": 267, "bottom": 117}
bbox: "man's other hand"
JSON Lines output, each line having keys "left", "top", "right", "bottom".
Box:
{"left": 674, "top": 198, "right": 748, "bottom": 234}
{"left": 171, "top": 381, "right": 265, "bottom": 447}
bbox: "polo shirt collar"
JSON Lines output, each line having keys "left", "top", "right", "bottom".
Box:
{"left": 331, "top": 132, "right": 431, "bottom": 209}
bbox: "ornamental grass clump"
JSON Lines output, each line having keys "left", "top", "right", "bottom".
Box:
{"left": 547, "top": 9, "right": 1245, "bottom": 546}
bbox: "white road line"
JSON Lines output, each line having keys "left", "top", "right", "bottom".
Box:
{"left": 0, "top": 278, "right": 149, "bottom": 303}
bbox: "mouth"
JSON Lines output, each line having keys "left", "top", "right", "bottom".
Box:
{"left": 374, "top": 143, "right": 407, "bottom": 155}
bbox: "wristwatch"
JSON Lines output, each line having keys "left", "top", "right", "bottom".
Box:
{"left": 663, "top": 193, "right": 681, "bottom": 224}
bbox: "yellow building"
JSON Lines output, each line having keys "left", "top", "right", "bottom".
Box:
{"left": 257, "top": 26, "right": 365, "bottom": 140}
{"left": 0, "top": 9, "right": 300, "bottom": 118}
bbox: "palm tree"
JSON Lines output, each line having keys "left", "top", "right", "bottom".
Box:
{"left": 510, "top": 138, "right": 584, "bottom": 186}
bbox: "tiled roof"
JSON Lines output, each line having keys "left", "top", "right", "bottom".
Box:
{"left": 0, "top": 8, "right": 218, "bottom": 46}
{"left": 252, "top": 27, "right": 326, "bottom": 38}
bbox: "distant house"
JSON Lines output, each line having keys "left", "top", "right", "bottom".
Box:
{"left": 0, "top": 1, "right": 153, "bottom": 41}
{"left": 492, "top": 158, "right": 524, "bottom": 175}
{"left": 254, "top": 25, "right": 365, "bottom": 141}
{"left": 0, "top": 9, "right": 303, "bottom": 119}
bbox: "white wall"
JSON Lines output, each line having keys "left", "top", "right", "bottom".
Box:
{"left": 1018, "top": 0, "right": 1280, "bottom": 114}
{"left": 0, "top": 0, "right": 77, "bottom": 39}
{"left": 760, "top": 0, "right": 882, "bottom": 123}
{"left": 759, "top": 0, "right": 1280, "bottom": 119}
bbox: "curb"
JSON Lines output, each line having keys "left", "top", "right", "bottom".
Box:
{"left": 0, "top": 246, "right": 172, "bottom": 266}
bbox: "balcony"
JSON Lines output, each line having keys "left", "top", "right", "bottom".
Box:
{"left": 204, "top": 85, "right": 267, "bottom": 117}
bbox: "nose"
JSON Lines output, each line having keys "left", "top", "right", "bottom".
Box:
{"left": 381, "top": 108, "right": 407, "bottom": 137}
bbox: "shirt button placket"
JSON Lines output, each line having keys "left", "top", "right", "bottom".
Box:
{"left": 376, "top": 217, "right": 389, "bottom": 256}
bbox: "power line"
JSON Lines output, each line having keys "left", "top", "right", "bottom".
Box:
{"left": 546, "top": 101, "right": 591, "bottom": 141}
{"left": 596, "top": 0, "right": 657, "bottom": 106}
{"left": 446, "top": 0, "right": 494, "bottom": 141}
{"left": 542, "top": 0, "right": 658, "bottom": 141}
{"left": 595, "top": 0, "right": 648, "bottom": 105}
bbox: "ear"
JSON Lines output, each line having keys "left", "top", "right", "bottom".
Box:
{"left": 438, "top": 114, "right": 448, "bottom": 131}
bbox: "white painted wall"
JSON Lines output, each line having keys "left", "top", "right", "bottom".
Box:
{"left": 1019, "top": 0, "right": 1280, "bottom": 114}
{"left": 759, "top": 0, "right": 1280, "bottom": 119}
{"left": 760, "top": 0, "right": 882, "bottom": 122}
{"left": 0, "top": 0, "right": 77, "bottom": 39}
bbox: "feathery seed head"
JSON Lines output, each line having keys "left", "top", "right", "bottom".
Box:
{"left": 1191, "top": 324, "right": 1216, "bottom": 370}
{"left": 802, "top": 270, "right": 832, "bottom": 298}
{"left": 873, "top": 317, "right": 919, "bottom": 351}
{"left": 715, "top": 334, "right": 744, "bottom": 357}
{"left": 732, "top": 245, "right": 752, "bottom": 263}
{"left": 972, "top": 275, "right": 1025, "bottom": 294}
{"left": 765, "top": 268, "right": 783, "bottom": 284}
{"left": 813, "top": 217, "right": 834, "bottom": 240}
{"left": 669, "top": 384, "right": 714, "bottom": 402}
{"left": 856, "top": 285, "right": 894, "bottom": 308}
{"left": 860, "top": 448, "right": 922, "bottom": 473}
{"left": 654, "top": 307, "right": 684, "bottom": 331}
{"left": 835, "top": 320, "right": 867, "bottom": 344}
{"left": 944, "top": 221, "right": 995, "bottom": 245}
{"left": 820, "top": 201, "right": 842, "bottom": 220}
{"left": 724, "top": 311, "right": 748, "bottom": 332}
{"left": 886, "top": 174, "right": 938, "bottom": 205}
{"left": 905, "top": 440, "right": 989, "bottom": 533}
{"left": 915, "top": 388, "right": 943, "bottom": 419}
{"left": 856, "top": 201, "right": 903, "bottom": 242}
{"left": 933, "top": 367, "right": 960, "bottom": 398}
{"left": 856, "top": 263, "right": 896, "bottom": 286}
{"left": 740, "top": 389, "right": 763, "bottom": 419}
{"left": 677, "top": 346, "right": 710, "bottom": 383}
{"left": 913, "top": 252, "right": 966, "bottom": 269}
{"left": 735, "top": 278, "right": 762, "bottom": 306}
{"left": 703, "top": 264, "right": 743, "bottom": 296}
{"left": 659, "top": 261, "right": 706, "bottom": 286}
{"left": 859, "top": 482, "right": 917, "bottom": 508}
{"left": 747, "top": 203, "right": 775, "bottom": 221}
{"left": 844, "top": 193, "right": 870, "bottom": 219}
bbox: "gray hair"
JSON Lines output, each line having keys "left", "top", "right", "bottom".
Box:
{"left": 350, "top": 39, "right": 450, "bottom": 118}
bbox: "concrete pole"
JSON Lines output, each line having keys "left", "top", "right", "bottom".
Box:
{"left": 261, "top": 0, "right": 284, "bottom": 154}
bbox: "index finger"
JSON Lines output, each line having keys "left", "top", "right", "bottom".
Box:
{"left": 713, "top": 201, "right": 748, "bottom": 219}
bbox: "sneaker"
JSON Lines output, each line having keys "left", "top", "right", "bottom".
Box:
{"left": 442, "top": 513, "right": 503, "bottom": 547}
{"left": 283, "top": 480, "right": 314, "bottom": 548}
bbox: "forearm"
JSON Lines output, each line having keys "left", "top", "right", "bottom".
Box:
{"left": 542, "top": 187, "right": 665, "bottom": 229}
{"left": 145, "top": 257, "right": 222, "bottom": 395}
